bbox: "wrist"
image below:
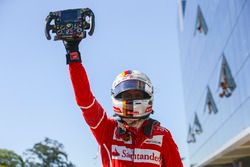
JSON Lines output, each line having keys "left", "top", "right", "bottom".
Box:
{"left": 66, "top": 46, "right": 79, "bottom": 53}
{"left": 64, "top": 40, "right": 80, "bottom": 53}
{"left": 66, "top": 51, "right": 82, "bottom": 64}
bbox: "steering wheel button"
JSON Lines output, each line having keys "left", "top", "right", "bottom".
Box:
{"left": 66, "top": 23, "right": 72, "bottom": 28}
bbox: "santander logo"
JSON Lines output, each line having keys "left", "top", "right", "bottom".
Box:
{"left": 122, "top": 149, "right": 160, "bottom": 162}
{"left": 112, "top": 148, "right": 120, "bottom": 157}
{"left": 111, "top": 145, "right": 161, "bottom": 165}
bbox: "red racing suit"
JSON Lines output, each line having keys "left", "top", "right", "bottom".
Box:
{"left": 69, "top": 62, "right": 183, "bottom": 167}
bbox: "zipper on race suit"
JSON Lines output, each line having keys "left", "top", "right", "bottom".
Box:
{"left": 131, "top": 132, "right": 136, "bottom": 167}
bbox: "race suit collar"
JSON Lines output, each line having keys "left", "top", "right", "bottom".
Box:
{"left": 116, "top": 118, "right": 160, "bottom": 138}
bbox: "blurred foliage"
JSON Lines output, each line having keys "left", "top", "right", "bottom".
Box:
{"left": 0, "top": 149, "right": 24, "bottom": 167}
{"left": 0, "top": 138, "right": 75, "bottom": 167}
{"left": 24, "top": 137, "right": 75, "bottom": 167}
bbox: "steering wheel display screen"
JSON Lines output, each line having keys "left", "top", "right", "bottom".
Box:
{"left": 61, "top": 10, "right": 78, "bottom": 22}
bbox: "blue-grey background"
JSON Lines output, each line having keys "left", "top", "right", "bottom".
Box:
{"left": 179, "top": 0, "right": 250, "bottom": 165}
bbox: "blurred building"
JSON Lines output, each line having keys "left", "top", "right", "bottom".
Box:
{"left": 178, "top": 0, "right": 250, "bottom": 167}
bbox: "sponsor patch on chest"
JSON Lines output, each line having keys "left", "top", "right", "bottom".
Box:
{"left": 143, "top": 135, "right": 163, "bottom": 147}
{"left": 111, "top": 145, "right": 161, "bottom": 165}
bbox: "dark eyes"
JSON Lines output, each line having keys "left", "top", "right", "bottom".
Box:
{"left": 122, "top": 93, "right": 143, "bottom": 100}
{"left": 115, "top": 91, "right": 150, "bottom": 100}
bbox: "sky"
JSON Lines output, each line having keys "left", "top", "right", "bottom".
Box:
{"left": 0, "top": 0, "right": 189, "bottom": 166}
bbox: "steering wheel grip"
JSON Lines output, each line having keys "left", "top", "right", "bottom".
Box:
{"left": 45, "top": 15, "right": 55, "bottom": 40}
{"left": 82, "top": 8, "right": 95, "bottom": 36}
{"left": 88, "top": 11, "right": 95, "bottom": 36}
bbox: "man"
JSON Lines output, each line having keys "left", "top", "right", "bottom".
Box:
{"left": 63, "top": 39, "right": 183, "bottom": 167}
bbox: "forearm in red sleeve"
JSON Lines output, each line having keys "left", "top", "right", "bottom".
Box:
{"left": 69, "top": 62, "right": 115, "bottom": 144}
{"left": 69, "top": 62, "right": 94, "bottom": 107}
{"left": 163, "top": 131, "right": 183, "bottom": 167}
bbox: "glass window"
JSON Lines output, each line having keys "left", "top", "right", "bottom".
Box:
{"left": 193, "top": 112, "right": 203, "bottom": 134}
{"left": 195, "top": 5, "right": 208, "bottom": 35}
{"left": 181, "top": 0, "right": 187, "bottom": 17}
{"left": 219, "top": 54, "right": 237, "bottom": 98}
{"left": 204, "top": 86, "right": 218, "bottom": 114}
{"left": 187, "top": 124, "right": 196, "bottom": 143}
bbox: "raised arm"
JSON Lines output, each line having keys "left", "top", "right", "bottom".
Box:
{"left": 64, "top": 40, "right": 115, "bottom": 144}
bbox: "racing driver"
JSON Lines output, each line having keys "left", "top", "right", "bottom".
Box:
{"left": 63, "top": 39, "right": 183, "bottom": 167}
